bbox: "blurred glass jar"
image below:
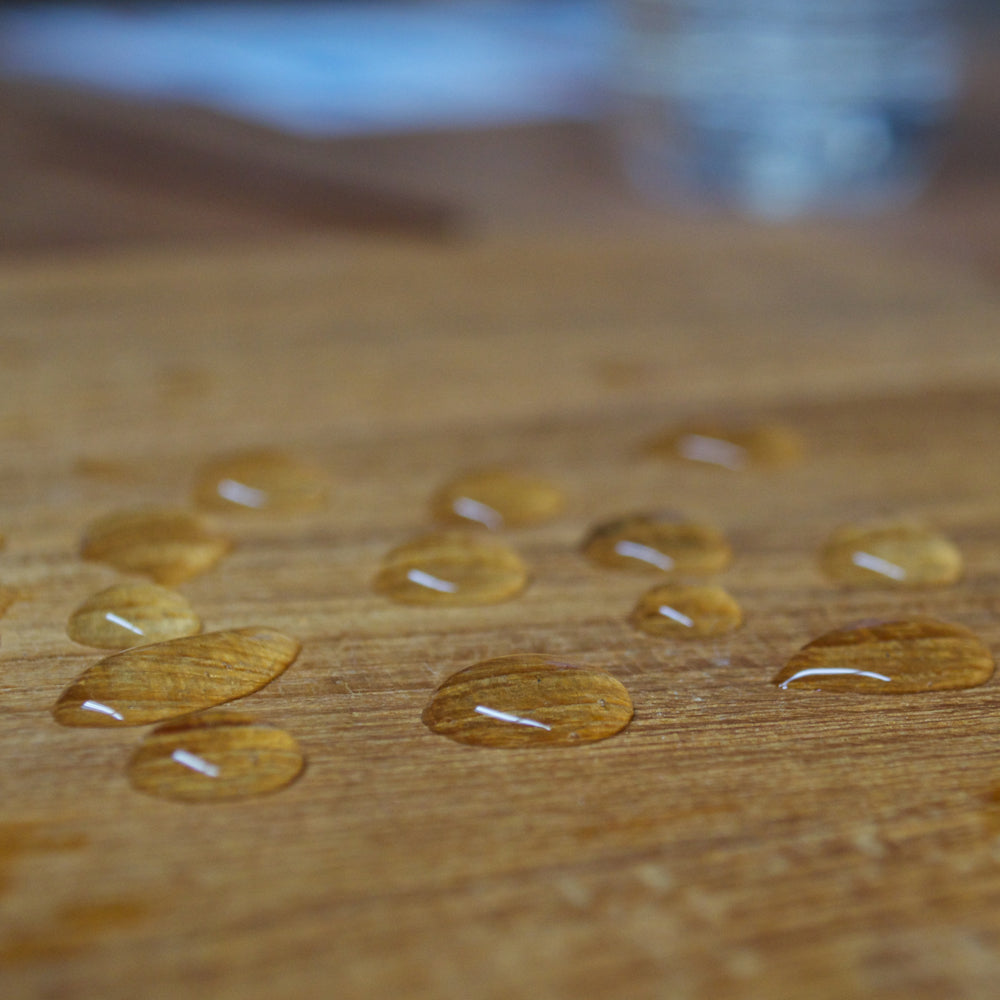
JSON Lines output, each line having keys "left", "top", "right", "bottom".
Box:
{"left": 612, "top": 0, "right": 961, "bottom": 218}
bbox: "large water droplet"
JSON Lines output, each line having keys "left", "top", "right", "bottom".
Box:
{"left": 127, "top": 711, "right": 304, "bottom": 801}
{"left": 646, "top": 423, "right": 803, "bottom": 470}
{"left": 820, "top": 521, "right": 962, "bottom": 587}
{"left": 423, "top": 653, "right": 633, "bottom": 747}
{"left": 194, "top": 450, "right": 329, "bottom": 513}
{"left": 582, "top": 513, "right": 731, "bottom": 575}
{"left": 67, "top": 583, "right": 201, "bottom": 649}
{"left": 630, "top": 583, "right": 742, "bottom": 637}
{"left": 53, "top": 627, "right": 301, "bottom": 726}
{"left": 431, "top": 468, "right": 564, "bottom": 530}
{"left": 81, "top": 508, "right": 232, "bottom": 585}
{"left": 374, "top": 532, "right": 528, "bottom": 605}
{"left": 773, "top": 619, "right": 994, "bottom": 693}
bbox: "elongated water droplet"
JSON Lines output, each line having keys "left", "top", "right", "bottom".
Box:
{"left": 630, "top": 584, "right": 742, "bottom": 637}
{"left": 431, "top": 468, "right": 565, "bottom": 530}
{"left": 81, "top": 508, "right": 232, "bottom": 585}
{"left": 820, "top": 521, "right": 962, "bottom": 587}
{"left": 646, "top": 422, "right": 803, "bottom": 469}
{"left": 67, "top": 583, "right": 201, "bottom": 650}
{"left": 582, "top": 513, "right": 731, "bottom": 575}
{"left": 423, "top": 653, "right": 633, "bottom": 747}
{"left": 374, "top": 532, "right": 528, "bottom": 605}
{"left": 52, "top": 627, "right": 301, "bottom": 727}
{"left": 773, "top": 619, "right": 994, "bottom": 693}
{"left": 194, "top": 450, "right": 329, "bottom": 513}
{"left": 127, "top": 711, "right": 304, "bottom": 801}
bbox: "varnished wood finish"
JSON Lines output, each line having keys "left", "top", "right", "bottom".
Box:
{"left": 3, "top": 230, "right": 1000, "bottom": 999}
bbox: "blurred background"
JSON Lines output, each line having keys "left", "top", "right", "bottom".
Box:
{"left": 0, "top": 0, "right": 998, "bottom": 255}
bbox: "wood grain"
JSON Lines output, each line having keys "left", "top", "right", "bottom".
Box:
{"left": 3, "top": 230, "right": 1000, "bottom": 999}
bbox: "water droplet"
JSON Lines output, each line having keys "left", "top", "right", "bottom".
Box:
{"left": 374, "top": 532, "right": 528, "bottom": 605}
{"left": 773, "top": 619, "right": 994, "bottom": 693}
{"left": 194, "top": 449, "right": 329, "bottom": 513}
{"left": 52, "top": 627, "right": 301, "bottom": 727}
{"left": 630, "top": 584, "right": 742, "bottom": 637}
{"left": 423, "top": 654, "right": 633, "bottom": 747}
{"left": 646, "top": 423, "right": 803, "bottom": 469}
{"left": 820, "top": 521, "right": 962, "bottom": 587}
{"left": 127, "top": 710, "right": 304, "bottom": 801}
{"left": 582, "top": 513, "right": 731, "bottom": 575}
{"left": 66, "top": 583, "right": 201, "bottom": 649}
{"left": 81, "top": 508, "right": 232, "bottom": 585}
{"left": 431, "top": 468, "right": 564, "bottom": 530}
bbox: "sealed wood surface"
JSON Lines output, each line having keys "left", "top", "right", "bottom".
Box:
{"left": 3, "top": 229, "right": 1000, "bottom": 999}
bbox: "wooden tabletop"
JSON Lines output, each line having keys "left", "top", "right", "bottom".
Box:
{"left": 4, "top": 29, "right": 1000, "bottom": 997}
{"left": 2, "top": 220, "right": 1000, "bottom": 1000}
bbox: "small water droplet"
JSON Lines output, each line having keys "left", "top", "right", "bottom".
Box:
{"left": 66, "top": 583, "right": 201, "bottom": 649}
{"left": 194, "top": 449, "right": 329, "bottom": 513}
{"left": 52, "top": 627, "right": 301, "bottom": 726}
{"left": 127, "top": 711, "right": 304, "bottom": 801}
{"left": 0, "top": 586, "right": 21, "bottom": 618}
{"left": 374, "top": 532, "right": 528, "bottom": 605}
{"left": 431, "top": 468, "right": 565, "bottom": 530}
{"left": 646, "top": 423, "right": 803, "bottom": 469}
{"left": 630, "top": 584, "right": 743, "bottom": 637}
{"left": 773, "top": 619, "right": 994, "bottom": 693}
{"left": 422, "top": 653, "right": 633, "bottom": 747}
{"left": 582, "top": 513, "right": 731, "bottom": 575}
{"left": 820, "top": 521, "right": 962, "bottom": 587}
{"left": 81, "top": 508, "right": 232, "bottom": 585}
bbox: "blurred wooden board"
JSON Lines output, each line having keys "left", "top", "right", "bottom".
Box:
{"left": 3, "top": 229, "right": 1000, "bottom": 999}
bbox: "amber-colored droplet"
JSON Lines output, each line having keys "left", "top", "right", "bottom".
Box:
{"left": 81, "top": 507, "right": 232, "bottom": 585}
{"left": 646, "top": 422, "right": 803, "bottom": 469}
{"left": 66, "top": 582, "right": 201, "bottom": 649}
{"left": 52, "top": 627, "right": 300, "bottom": 727}
{"left": 819, "top": 521, "right": 962, "bottom": 587}
{"left": 194, "top": 449, "right": 329, "bottom": 513}
{"left": 431, "top": 468, "right": 565, "bottom": 530}
{"left": 582, "top": 513, "right": 731, "bottom": 575}
{"left": 374, "top": 532, "right": 528, "bottom": 605}
{"left": 127, "top": 711, "right": 304, "bottom": 801}
{"left": 423, "top": 653, "right": 633, "bottom": 748}
{"left": 630, "top": 583, "right": 742, "bottom": 637}
{"left": 773, "top": 619, "right": 994, "bottom": 693}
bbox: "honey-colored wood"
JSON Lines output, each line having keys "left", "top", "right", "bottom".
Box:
{"left": 4, "top": 230, "right": 1000, "bottom": 1000}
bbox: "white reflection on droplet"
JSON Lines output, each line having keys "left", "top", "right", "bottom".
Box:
{"left": 171, "top": 748, "right": 221, "bottom": 778}
{"left": 103, "top": 611, "right": 144, "bottom": 636}
{"left": 677, "top": 434, "right": 747, "bottom": 470}
{"left": 851, "top": 551, "right": 907, "bottom": 580}
{"left": 216, "top": 478, "right": 268, "bottom": 508}
{"left": 475, "top": 705, "right": 551, "bottom": 731}
{"left": 406, "top": 569, "right": 457, "bottom": 593}
{"left": 613, "top": 540, "right": 675, "bottom": 571}
{"left": 452, "top": 496, "right": 502, "bottom": 530}
{"left": 657, "top": 605, "right": 694, "bottom": 628}
{"left": 778, "top": 667, "right": 892, "bottom": 690}
{"left": 81, "top": 699, "right": 125, "bottom": 721}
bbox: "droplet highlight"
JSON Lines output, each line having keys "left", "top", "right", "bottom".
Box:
{"left": 630, "top": 583, "right": 742, "bottom": 638}
{"left": 81, "top": 508, "right": 232, "bottom": 585}
{"left": 773, "top": 619, "right": 994, "bottom": 693}
{"left": 423, "top": 653, "right": 633, "bottom": 747}
{"left": 820, "top": 521, "right": 962, "bottom": 588}
{"left": 66, "top": 583, "right": 201, "bottom": 649}
{"left": 194, "top": 449, "right": 329, "bottom": 513}
{"left": 52, "top": 627, "right": 301, "bottom": 727}
{"left": 582, "top": 513, "right": 731, "bottom": 575}
{"left": 646, "top": 422, "right": 803, "bottom": 469}
{"left": 431, "top": 468, "right": 565, "bottom": 530}
{"left": 127, "top": 711, "right": 304, "bottom": 801}
{"left": 374, "top": 532, "right": 528, "bottom": 605}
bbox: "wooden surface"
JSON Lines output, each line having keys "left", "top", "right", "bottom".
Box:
{"left": 2, "top": 225, "right": 1000, "bottom": 999}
